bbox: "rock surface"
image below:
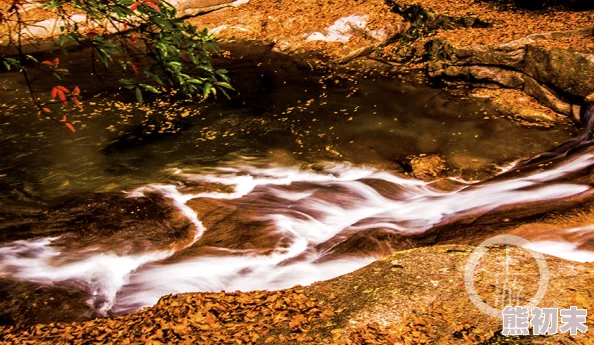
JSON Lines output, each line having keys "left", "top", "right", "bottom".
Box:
{"left": 0, "top": 245, "right": 592, "bottom": 344}
{"left": 180, "top": 0, "right": 594, "bottom": 123}
{"left": 424, "top": 29, "right": 594, "bottom": 120}
{"left": 5, "top": 0, "right": 593, "bottom": 123}
{"left": 0, "top": 193, "right": 195, "bottom": 327}
{"left": 381, "top": 0, "right": 594, "bottom": 122}
{"left": 401, "top": 153, "right": 449, "bottom": 180}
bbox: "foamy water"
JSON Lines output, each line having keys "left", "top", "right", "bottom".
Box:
{"left": 523, "top": 224, "right": 594, "bottom": 263}
{"left": 1, "top": 152, "right": 593, "bottom": 314}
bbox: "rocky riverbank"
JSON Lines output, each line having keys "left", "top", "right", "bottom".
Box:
{"left": 186, "top": 0, "right": 594, "bottom": 125}
{"left": 2, "top": 1, "right": 594, "bottom": 344}
{"left": 4, "top": 0, "right": 593, "bottom": 123}
{"left": 0, "top": 245, "right": 592, "bottom": 344}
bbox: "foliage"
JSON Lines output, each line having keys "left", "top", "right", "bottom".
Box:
{"left": 0, "top": 0, "right": 233, "bottom": 131}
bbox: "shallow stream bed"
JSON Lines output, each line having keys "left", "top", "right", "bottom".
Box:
{"left": 0, "top": 44, "right": 590, "bottom": 326}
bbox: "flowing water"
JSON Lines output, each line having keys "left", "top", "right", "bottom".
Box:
{"left": 0, "top": 44, "right": 592, "bottom": 325}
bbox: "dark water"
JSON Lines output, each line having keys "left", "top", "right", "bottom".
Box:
{"left": 0, "top": 44, "right": 590, "bottom": 326}
{"left": 0, "top": 45, "right": 576, "bottom": 202}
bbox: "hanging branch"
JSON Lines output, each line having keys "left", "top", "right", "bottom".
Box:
{"left": 0, "top": 0, "right": 234, "bottom": 131}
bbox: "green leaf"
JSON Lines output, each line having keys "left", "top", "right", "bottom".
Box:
{"left": 188, "top": 78, "right": 203, "bottom": 85}
{"left": 219, "top": 87, "right": 231, "bottom": 100}
{"left": 214, "top": 82, "right": 234, "bottom": 90}
{"left": 187, "top": 50, "right": 198, "bottom": 64}
{"left": 24, "top": 0, "right": 233, "bottom": 102}
{"left": 167, "top": 61, "right": 182, "bottom": 69}
{"left": 199, "top": 65, "right": 213, "bottom": 73}
{"left": 26, "top": 55, "right": 39, "bottom": 63}
{"left": 58, "top": 34, "right": 68, "bottom": 46}
{"left": 119, "top": 78, "right": 136, "bottom": 85}
{"left": 140, "top": 84, "right": 161, "bottom": 93}
{"left": 135, "top": 87, "right": 143, "bottom": 105}
{"left": 43, "top": 1, "right": 61, "bottom": 9}
{"left": 203, "top": 82, "right": 212, "bottom": 98}
{"left": 145, "top": 71, "right": 164, "bottom": 85}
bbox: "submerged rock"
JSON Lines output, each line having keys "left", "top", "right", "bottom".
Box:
{"left": 0, "top": 279, "right": 94, "bottom": 328}
{"left": 400, "top": 153, "right": 449, "bottom": 180}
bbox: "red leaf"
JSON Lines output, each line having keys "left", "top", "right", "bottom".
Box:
{"left": 131, "top": 32, "right": 137, "bottom": 44}
{"left": 56, "top": 90, "right": 67, "bottom": 103}
{"left": 65, "top": 123, "right": 76, "bottom": 132}
{"left": 145, "top": 1, "right": 160, "bottom": 11}
{"left": 42, "top": 107, "right": 51, "bottom": 113}
{"left": 130, "top": 62, "right": 139, "bottom": 77}
{"left": 72, "top": 86, "right": 81, "bottom": 96}
{"left": 62, "top": 115, "right": 67, "bottom": 122}
{"left": 73, "top": 98, "right": 83, "bottom": 110}
{"left": 37, "top": 110, "right": 41, "bottom": 116}
{"left": 51, "top": 87, "right": 58, "bottom": 98}
{"left": 53, "top": 58, "right": 59, "bottom": 66}
{"left": 129, "top": 1, "right": 140, "bottom": 10}
{"left": 123, "top": 23, "right": 128, "bottom": 30}
{"left": 41, "top": 60, "right": 53, "bottom": 66}
{"left": 56, "top": 85, "right": 70, "bottom": 93}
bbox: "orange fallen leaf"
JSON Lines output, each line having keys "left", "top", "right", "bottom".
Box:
{"left": 65, "top": 123, "right": 76, "bottom": 132}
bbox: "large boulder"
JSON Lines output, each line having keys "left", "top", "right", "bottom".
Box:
{"left": 426, "top": 29, "right": 594, "bottom": 119}
{"left": 524, "top": 45, "right": 594, "bottom": 99}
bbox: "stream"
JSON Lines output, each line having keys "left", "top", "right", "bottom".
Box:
{"left": 0, "top": 44, "right": 592, "bottom": 326}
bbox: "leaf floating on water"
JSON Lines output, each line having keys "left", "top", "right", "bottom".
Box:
{"left": 65, "top": 123, "right": 76, "bottom": 132}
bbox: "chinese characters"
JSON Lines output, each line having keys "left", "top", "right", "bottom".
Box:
{"left": 502, "top": 306, "right": 588, "bottom": 336}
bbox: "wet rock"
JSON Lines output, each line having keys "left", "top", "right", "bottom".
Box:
{"left": 434, "top": 65, "right": 525, "bottom": 88}
{"left": 400, "top": 153, "right": 448, "bottom": 180}
{"left": 0, "top": 193, "right": 194, "bottom": 254}
{"left": 572, "top": 104, "right": 583, "bottom": 122}
{"left": 578, "top": 238, "right": 594, "bottom": 252}
{"left": 470, "top": 88, "right": 560, "bottom": 126}
{"left": 177, "top": 181, "right": 235, "bottom": 195}
{"left": 316, "top": 229, "right": 414, "bottom": 260}
{"left": 0, "top": 278, "right": 94, "bottom": 328}
{"left": 5, "top": 245, "right": 589, "bottom": 343}
{"left": 185, "top": 198, "right": 286, "bottom": 252}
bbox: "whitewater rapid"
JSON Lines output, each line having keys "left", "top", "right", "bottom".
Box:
{"left": 1, "top": 151, "right": 593, "bottom": 315}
